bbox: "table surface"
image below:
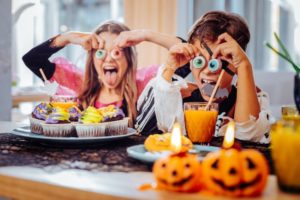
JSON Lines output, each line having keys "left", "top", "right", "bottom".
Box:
{"left": 12, "top": 86, "right": 50, "bottom": 107}
{"left": 0, "top": 121, "right": 299, "bottom": 200}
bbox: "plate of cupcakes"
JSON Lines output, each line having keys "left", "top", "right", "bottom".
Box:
{"left": 12, "top": 97, "right": 136, "bottom": 145}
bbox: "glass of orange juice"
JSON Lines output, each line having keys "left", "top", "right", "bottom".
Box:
{"left": 50, "top": 95, "right": 78, "bottom": 110}
{"left": 184, "top": 102, "right": 218, "bottom": 143}
{"left": 271, "top": 117, "right": 300, "bottom": 193}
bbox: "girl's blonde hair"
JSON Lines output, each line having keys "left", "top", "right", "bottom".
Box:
{"left": 78, "top": 21, "right": 138, "bottom": 126}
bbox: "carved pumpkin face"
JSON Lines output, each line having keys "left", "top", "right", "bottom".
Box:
{"left": 202, "top": 149, "right": 269, "bottom": 196}
{"left": 153, "top": 152, "right": 202, "bottom": 192}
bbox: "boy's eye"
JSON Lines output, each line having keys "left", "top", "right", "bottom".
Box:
{"left": 192, "top": 56, "right": 206, "bottom": 69}
{"left": 208, "top": 59, "right": 221, "bottom": 72}
{"left": 111, "top": 49, "right": 123, "bottom": 59}
{"left": 95, "top": 50, "right": 106, "bottom": 59}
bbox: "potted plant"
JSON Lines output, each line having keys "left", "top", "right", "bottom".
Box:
{"left": 266, "top": 33, "right": 300, "bottom": 113}
{"left": 267, "top": 34, "right": 300, "bottom": 193}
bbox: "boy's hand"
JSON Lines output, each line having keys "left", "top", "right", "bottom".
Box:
{"left": 212, "top": 32, "right": 250, "bottom": 70}
{"left": 166, "top": 43, "right": 198, "bottom": 71}
{"left": 113, "top": 30, "right": 148, "bottom": 48}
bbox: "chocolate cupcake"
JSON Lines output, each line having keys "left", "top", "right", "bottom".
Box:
{"left": 74, "top": 106, "right": 106, "bottom": 137}
{"left": 98, "top": 105, "right": 128, "bottom": 136}
{"left": 42, "top": 107, "right": 75, "bottom": 137}
{"left": 30, "top": 102, "right": 52, "bottom": 134}
{"left": 68, "top": 106, "right": 82, "bottom": 122}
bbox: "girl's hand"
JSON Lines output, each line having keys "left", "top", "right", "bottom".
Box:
{"left": 212, "top": 32, "right": 250, "bottom": 69}
{"left": 166, "top": 43, "right": 198, "bottom": 71}
{"left": 113, "top": 30, "right": 148, "bottom": 48}
{"left": 69, "top": 32, "right": 104, "bottom": 51}
{"left": 54, "top": 32, "right": 104, "bottom": 50}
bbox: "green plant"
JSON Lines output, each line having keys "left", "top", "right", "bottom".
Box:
{"left": 265, "top": 32, "right": 300, "bottom": 74}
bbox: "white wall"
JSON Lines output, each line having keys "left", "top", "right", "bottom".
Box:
{"left": 0, "top": 0, "right": 12, "bottom": 120}
{"left": 254, "top": 71, "right": 295, "bottom": 119}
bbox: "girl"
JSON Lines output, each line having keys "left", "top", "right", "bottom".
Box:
{"left": 23, "top": 21, "right": 138, "bottom": 126}
{"left": 23, "top": 21, "right": 181, "bottom": 126}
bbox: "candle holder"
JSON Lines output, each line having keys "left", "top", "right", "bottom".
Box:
{"left": 202, "top": 121, "right": 269, "bottom": 197}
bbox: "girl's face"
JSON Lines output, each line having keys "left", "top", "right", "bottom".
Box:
{"left": 190, "top": 39, "right": 234, "bottom": 102}
{"left": 93, "top": 32, "right": 128, "bottom": 89}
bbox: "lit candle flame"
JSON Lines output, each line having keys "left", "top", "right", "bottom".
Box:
{"left": 223, "top": 121, "right": 235, "bottom": 148}
{"left": 171, "top": 122, "right": 182, "bottom": 153}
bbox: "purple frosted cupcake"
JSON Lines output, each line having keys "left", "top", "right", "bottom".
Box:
{"left": 42, "top": 107, "right": 75, "bottom": 137}
{"left": 68, "top": 106, "right": 82, "bottom": 122}
{"left": 30, "top": 102, "right": 53, "bottom": 134}
{"left": 98, "top": 105, "right": 128, "bottom": 136}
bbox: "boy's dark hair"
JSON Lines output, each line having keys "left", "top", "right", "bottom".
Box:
{"left": 187, "top": 11, "right": 250, "bottom": 50}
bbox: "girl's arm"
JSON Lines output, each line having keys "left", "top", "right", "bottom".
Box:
{"left": 114, "top": 30, "right": 182, "bottom": 50}
{"left": 22, "top": 32, "right": 103, "bottom": 81}
{"left": 22, "top": 36, "right": 62, "bottom": 80}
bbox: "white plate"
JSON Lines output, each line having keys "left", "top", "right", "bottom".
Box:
{"left": 12, "top": 126, "right": 137, "bottom": 145}
{"left": 127, "top": 144, "right": 219, "bottom": 163}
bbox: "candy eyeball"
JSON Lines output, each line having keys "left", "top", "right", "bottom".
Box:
{"left": 192, "top": 56, "right": 206, "bottom": 69}
{"left": 110, "top": 49, "right": 123, "bottom": 60}
{"left": 95, "top": 49, "right": 106, "bottom": 59}
{"left": 208, "top": 59, "right": 221, "bottom": 72}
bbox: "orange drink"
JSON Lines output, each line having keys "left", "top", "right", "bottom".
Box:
{"left": 271, "top": 118, "right": 300, "bottom": 193}
{"left": 184, "top": 102, "right": 218, "bottom": 143}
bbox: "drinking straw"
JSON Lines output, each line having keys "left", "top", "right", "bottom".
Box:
{"left": 39, "top": 68, "right": 48, "bottom": 82}
{"left": 204, "top": 69, "right": 225, "bottom": 110}
{"left": 39, "top": 68, "right": 58, "bottom": 96}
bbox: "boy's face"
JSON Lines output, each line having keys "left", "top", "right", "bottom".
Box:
{"left": 190, "top": 39, "right": 234, "bottom": 102}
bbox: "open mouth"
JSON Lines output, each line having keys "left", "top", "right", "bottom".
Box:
{"left": 103, "top": 66, "right": 118, "bottom": 74}
{"left": 200, "top": 78, "right": 229, "bottom": 100}
{"left": 201, "top": 79, "right": 217, "bottom": 85}
{"left": 212, "top": 174, "right": 262, "bottom": 191}
{"left": 103, "top": 66, "right": 119, "bottom": 86}
{"left": 158, "top": 174, "right": 194, "bottom": 187}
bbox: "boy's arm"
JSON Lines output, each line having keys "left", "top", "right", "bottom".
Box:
{"left": 213, "top": 32, "right": 260, "bottom": 122}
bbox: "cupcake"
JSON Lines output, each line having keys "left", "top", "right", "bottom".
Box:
{"left": 68, "top": 106, "right": 82, "bottom": 122}
{"left": 144, "top": 133, "right": 193, "bottom": 152}
{"left": 50, "top": 95, "right": 78, "bottom": 110}
{"left": 98, "top": 105, "right": 128, "bottom": 136}
{"left": 42, "top": 107, "right": 75, "bottom": 137}
{"left": 30, "top": 102, "right": 53, "bottom": 134}
{"left": 74, "top": 106, "right": 106, "bottom": 137}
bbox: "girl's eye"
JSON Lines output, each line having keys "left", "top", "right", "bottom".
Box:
{"left": 208, "top": 59, "right": 221, "bottom": 72}
{"left": 95, "top": 50, "right": 106, "bottom": 59}
{"left": 192, "top": 56, "right": 206, "bottom": 69}
{"left": 111, "top": 49, "right": 123, "bottom": 59}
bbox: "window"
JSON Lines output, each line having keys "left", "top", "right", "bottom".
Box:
{"left": 12, "top": 0, "right": 124, "bottom": 88}
{"left": 176, "top": 0, "right": 299, "bottom": 72}
{"left": 12, "top": 0, "right": 123, "bottom": 121}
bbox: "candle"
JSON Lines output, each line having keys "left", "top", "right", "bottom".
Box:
{"left": 151, "top": 121, "right": 202, "bottom": 192}
{"left": 222, "top": 120, "right": 235, "bottom": 148}
{"left": 202, "top": 121, "right": 269, "bottom": 197}
{"left": 170, "top": 121, "right": 182, "bottom": 153}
